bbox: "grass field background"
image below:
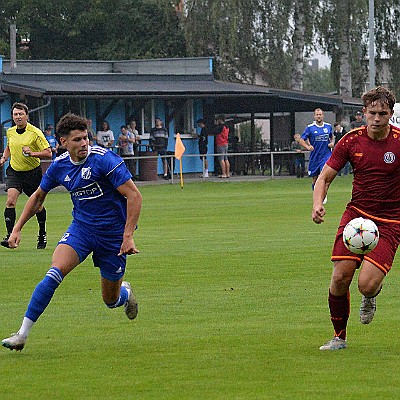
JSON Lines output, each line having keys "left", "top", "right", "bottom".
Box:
{"left": 1, "top": 176, "right": 400, "bottom": 399}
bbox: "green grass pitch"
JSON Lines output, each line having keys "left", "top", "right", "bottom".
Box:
{"left": 1, "top": 176, "right": 400, "bottom": 399}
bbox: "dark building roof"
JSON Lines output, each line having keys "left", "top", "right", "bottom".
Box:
{"left": 0, "top": 57, "right": 362, "bottom": 114}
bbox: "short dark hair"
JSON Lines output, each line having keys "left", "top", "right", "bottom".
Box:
{"left": 101, "top": 120, "right": 110, "bottom": 130}
{"left": 11, "top": 102, "right": 29, "bottom": 116}
{"left": 196, "top": 118, "right": 205, "bottom": 124}
{"left": 56, "top": 113, "right": 88, "bottom": 137}
{"left": 362, "top": 86, "right": 396, "bottom": 110}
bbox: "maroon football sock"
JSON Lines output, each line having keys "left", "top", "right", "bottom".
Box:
{"left": 328, "top": 290, "right": 350, "bottom": 340}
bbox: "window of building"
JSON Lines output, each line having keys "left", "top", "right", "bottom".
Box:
{"left": 174, "top": 99, "right": 195, "bottom": 135}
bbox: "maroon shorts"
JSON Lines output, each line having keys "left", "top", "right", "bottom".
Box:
{"left": 331, "top": 207, "right": 400, "bottom": 275}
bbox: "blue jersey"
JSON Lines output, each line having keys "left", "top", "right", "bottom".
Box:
{"left": 45, "top": 134, "right": 58, "bottom": 159}
{"left": 301, "top": 122, "right": 333, "bottom": 171}
{"left": 40, "top": 146, "right": 132, "bottom": 234}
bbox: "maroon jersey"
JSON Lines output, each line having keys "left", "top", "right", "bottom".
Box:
{"left": 327, "top": 124, "right": 400, "bottom": 221}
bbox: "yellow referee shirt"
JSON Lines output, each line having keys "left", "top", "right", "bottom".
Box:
{"left": 7, "top": 123, "right": 50, "bottom": 171}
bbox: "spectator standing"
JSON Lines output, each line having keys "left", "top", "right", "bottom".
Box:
{"left": 210, "top": 115, "right": 230, "bottom": 178}
{"left": 96, "top": 120, "right": 115, "bottom": 148}
{"left": 128, "top": 120, "right": 141, "bottom": 148}
{"left": 1, "top": 113, "right": 142, "bottom": 352}
{"left": 118, "top": 125, "right": 136, "bottom": 177}
{"left": 299, "top": 108, "right": 335, "bottom": 202}
{"left": 128, "top": 120, "right": 140, "bottom": 177}
{"left": 350, "top": 111, "right": 366, "bottom": 130}
{"left": 312, "top": 86, "right": 400, "bottom": 351}
{"left": 333, "top": 123, "right": 349, "bottom": 176}
{"left": 196, "top": 119, "right": 209, "bottom": 178}
{"left": 44, "top": 124, "right": 59, "bottom": 160}
{"left": 150, "top": 117, "right": 170, "bottom": 179}
{"left": 0, "top": 102, "right": 52, "bottom": 249}
{"left": 55, "top": 128, "right": 67, "bottom": 157}
{"left": 290, "top": 133, "right": 305, "bottom": 178}
{"left": 86, "top": 119, "right": 95, "bottom": 146}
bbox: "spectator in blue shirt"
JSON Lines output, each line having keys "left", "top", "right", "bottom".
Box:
{"left": 44, "top": 124, "right": 59, "bottom": 159}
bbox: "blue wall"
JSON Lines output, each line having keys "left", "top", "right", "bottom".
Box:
{"left": 1, "top": 97, "right": 215, "bottom": 175}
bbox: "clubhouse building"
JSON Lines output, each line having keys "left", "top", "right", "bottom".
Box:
{"left": 0, "top": 56, "right": 361, "bottom": 177}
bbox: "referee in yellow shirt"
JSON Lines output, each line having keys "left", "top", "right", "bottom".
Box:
{"left": 0, "top": 102, "right": 52, "bottom": 249}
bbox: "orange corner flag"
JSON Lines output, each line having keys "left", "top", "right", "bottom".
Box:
{"left": 175, "top": 133, "right": 186, "bottom": 160}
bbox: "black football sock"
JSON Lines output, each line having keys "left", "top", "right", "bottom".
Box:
{"left": 4, "top": 207, "right": 16, "bottom": 235}
{"left": 36, "top": 207, "right": 47, "bottom": 235}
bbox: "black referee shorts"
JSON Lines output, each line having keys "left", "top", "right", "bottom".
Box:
{"left": 5, "top": 165, "right": 42, "bottom": 196}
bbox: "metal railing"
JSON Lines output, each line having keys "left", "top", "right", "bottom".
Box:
{"left": 129, "top": 150, "right": 308, "bottom": 183}
{"left": 1, "top": 150, "right": 308, "bottom": 185}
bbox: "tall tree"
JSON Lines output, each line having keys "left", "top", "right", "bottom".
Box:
{"left": 374, "top": 0, "right": 400, "bottom": 98}
{"left": 0, "top": 0, "right": 186, "bottom": 60}
{"left": 290, "top": 0, "right": 319, "bottom": 91}
{"left": 290, "top": 0, "right": 307, "bottom": 90}
{"left": 257, "top": 0, "right": 293, "bottom": 88}
{"left": 183, "top": 0, "right": 262, "bottom": 82}
{"left": 336, "top": 0, "right": 352, "bottom": 97}
{"left": 317, "top": 0, "right": 368, "bottom": 97}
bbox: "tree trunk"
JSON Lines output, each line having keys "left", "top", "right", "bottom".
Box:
{"left": 339, "top": 39, "right": 352, "bottom": 97}
{"left": 338, "top": 1, "right": 352, "bottom": 97}
{"left": 290, "top": 0, "right": 306, "bottom": 91}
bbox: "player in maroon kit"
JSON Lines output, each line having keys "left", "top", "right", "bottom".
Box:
{"left": 312, "top": 86, "right": 400, "bottom": 350}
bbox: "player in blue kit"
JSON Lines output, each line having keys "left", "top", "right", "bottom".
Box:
{"left": 299, "top": 108, "right": 335, "bottom": 202}
{"left": 1, "top": 113, "right": 142, "bottom": 351}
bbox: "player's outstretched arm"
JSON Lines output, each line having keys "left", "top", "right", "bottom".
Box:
{"left": 117, "top": 180, "right": 142, "bottom": 255}
{"left": 8, "top": 188, "right": 48, "bottom": 248}
{"left": 312, "top": 165, "right": 337, "bottom": 224}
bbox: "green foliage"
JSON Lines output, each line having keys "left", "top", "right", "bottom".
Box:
{"left": 237, "top": 121, "right": 263, "bottom": 146}
{"left": 184, "top": 0, "right": 263, "bottom": 82}
{"left": 317, "top": 0, "right": 368, "bottom": 96}
{"left": 2, "top": 177, "right": 400, "bottom": 399}
{"left": 1, "top": 0, "right": 400, "bottom": 94}
{"left": 303, "top": 65, "right": 336, "bottom": 94}
{"left": 388, "top": 50, "right": 400, "bottom": 99}
{"left": 0, "top": 0, "right": 186, "bottom": 60}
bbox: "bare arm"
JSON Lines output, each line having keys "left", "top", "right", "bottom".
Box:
{"left": 0, "top": 145, "right": 11, "bottom": 166}
{"left": 312, "top": 164, "right": 337, "bottom": 224}
{"left": 22, "top": 146, "right": 52, "bottom": 159}
{"left": 8, "top": 188, "right": 48, "bottom": 248}
{"left": 298, "top": 137, "right": 314, "bottom": 151}
{"left": 328, "top": 134, "right": 335, "bottom": 149}
{"left": 127, "top": 134, "right": 136, "bottom": 144}
{"left": 116, "top": 179, "right": 142, "bottom": 255}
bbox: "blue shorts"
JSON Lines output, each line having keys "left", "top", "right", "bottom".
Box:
{"left": 58, "top": 221, "right": 126, "bottom": 281}
{"left": 308, "top": 156, "right": 330, "bottom": 177}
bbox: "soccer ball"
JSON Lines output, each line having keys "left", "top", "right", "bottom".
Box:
{"left": 342, "top": 217, "right": 379, "bottom": 254}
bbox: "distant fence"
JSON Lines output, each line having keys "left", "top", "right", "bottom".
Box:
{"left": 111, "top": 150, "right": 310, "bottom": 183}
{"left": 0, "top": 150, "right": 310, "bottom": 184}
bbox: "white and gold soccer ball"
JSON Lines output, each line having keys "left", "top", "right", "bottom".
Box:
{"left": 342, "top": 217, "right": 379, "bottom": 255}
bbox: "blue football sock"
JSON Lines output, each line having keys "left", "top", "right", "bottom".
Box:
{"left": 25, "top": 267, "right": 64, "bottom": 322}
{"left": 106, "top": 285, "right": 128, "bottom": 308}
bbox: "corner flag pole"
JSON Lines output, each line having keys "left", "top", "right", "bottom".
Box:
{"left": 179, "top": 158, "right": 184, "bottom": 189}
{"left": 174, "top": 133, "right": 186, "bottom": 189}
